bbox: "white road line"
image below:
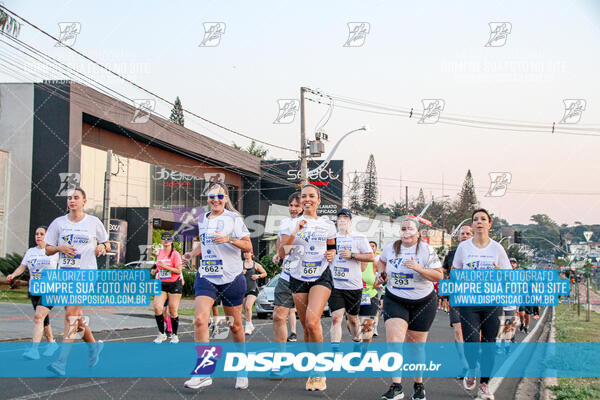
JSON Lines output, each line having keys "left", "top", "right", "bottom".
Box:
{"left": 7, "top": 380, "right": 108, "bottom": 400}
{"left": 489, "top": 306, "right": 550, "bottom": 395}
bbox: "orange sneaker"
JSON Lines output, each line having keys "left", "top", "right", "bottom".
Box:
{"left": 311, "top": 377, "right": 327, "bottom": 391}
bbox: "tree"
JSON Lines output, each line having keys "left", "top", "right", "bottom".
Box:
{"left": 450, "top": 170, "right": 479, "bottom": 228}
{"left": 362, "top": 154, "right": 378, "bottom": 210}
{"left": 416, "top": 188, "right": 426, "bottom": 209}
{"left": 349, "top": 171, "right": 362, "bottom": 213}
{"left": 231, "top": 140, "right": 268, "bottom": 158}
{"left": 169, "top": 96, "right": 185, "bottom": 126}
{"left": 0, "top": 10, "right": 21, "bottom": 37}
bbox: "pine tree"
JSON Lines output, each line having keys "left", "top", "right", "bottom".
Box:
{"left": 416, "top": 188, "right": 426, "bottom": 206}
{"left": 170, "top": 96, "right": 185, "bottom": 126}
{"left": 349, "top": 171, "right": 362, "bottom": 213}
{"left": 362, "top": 154, "right": 378, "bottom": 210}
{"left": 451, "top": 169, "right": 479, "bottom": 227}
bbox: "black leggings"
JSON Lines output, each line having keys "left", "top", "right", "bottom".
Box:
{"left": 459, "top": 306, "right": 501, "bottom": 384}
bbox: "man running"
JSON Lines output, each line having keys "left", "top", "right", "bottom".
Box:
{"left": 328, "top": 209, "right": 374, "bottom": 351}
{"left": 442, "top": 224, "right": 472, "bottom": 379}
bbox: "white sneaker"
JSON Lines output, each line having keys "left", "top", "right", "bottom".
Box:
{"left": 48, "top": 360, "right": 66, "bottom": 376}
{"left": 244, "top": 322, "right": 254, "bottom": 335}
{"left": 23, "top": 347, "right": 40, "bottom": 360}
{"left": 154, "top": 333, "right": 167, "bottom": 344}
{"left": 43, "top": 341, "right": 59, "bottom": 357}
{"left": 170, "top": 334, "right": 179, "bottom": 344}
{"left": 184, "top": 376, "right": 213, "bottom": 389}
{"left": 235, "top": 376, "right": 249, "bottom": 389}
{"left": 477, "top": 383, "right": 495, "bottom": 399}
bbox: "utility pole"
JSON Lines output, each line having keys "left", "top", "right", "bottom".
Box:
{"left": 300, "top": 87, "right": 308, "bottom": 184}
{"left": 102, "top": 149, "right": 112, "bottom": 268}
{"left": 405, "top": 186, "right": 408, "bottom": 214}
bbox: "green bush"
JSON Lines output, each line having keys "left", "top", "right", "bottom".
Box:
{"left": 182, "top": 269, "right": 196, "bottom": 297}
{"left": 0, "top": 252, "right": 27, "bottom": 279}
{"left": 260, "top": 250, "right": 281, "bottom": 279}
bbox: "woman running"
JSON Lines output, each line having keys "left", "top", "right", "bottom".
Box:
{"left": 183, "top": 182, "right": 252, "bottom": 390}
{"left": 152, "top": 231, "right": 183, "bottom": 344}
{"left": 280, "top": 183, "right": 336, "bottom": 392}
{"left": 242, "top": 250, "right": 267, "bottom": 335}
{"left": 7, "top": 226, "right": 59, "bottom": 359}
{"left": 377, "top": 217, "right": 443, "bottom": 400}
{"left": 44, "top": 187, "right": 109, "bottom": 376}
{"left": 452, "top": 208, "right": 511, "bottom": 400}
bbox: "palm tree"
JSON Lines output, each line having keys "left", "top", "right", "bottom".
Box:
{"left": 0, "top": 9, "right": 21, "bottom": 37}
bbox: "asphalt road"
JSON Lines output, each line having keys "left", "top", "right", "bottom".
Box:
{"left": 0, "top": 307, "right": 547, "bottom": 400}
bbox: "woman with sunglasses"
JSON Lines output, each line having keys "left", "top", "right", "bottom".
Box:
{"left": 279, "top": 183, "right": 336, "bottom": 392}
{"left": 452, "top": 208, "right": 511, "bottom": 400}
{"left": 183, "top": 182, "right": 252, "bottom": 391}
{"left": 152, "top": 231, "right": 183, "bottom": 344}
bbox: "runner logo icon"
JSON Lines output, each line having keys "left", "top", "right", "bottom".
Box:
{"left": 191, "top": 345, "right": 223, "bottom": 375}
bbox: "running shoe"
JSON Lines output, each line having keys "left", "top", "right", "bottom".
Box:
{"left": 235, "top": 376, "right": 249, "bottom": 389}
{"left": 166, "top": 332, "right": 173, "bottom": 339}
{"left": 48, "top": 360, "right": 66, "bottom": 376}
{"left": 310, "top": 377, "right": 326, "bottom": 391}
{"left": 244, "top": 322, "right": 254, "bottom": 335}
{"left": 463, "top": 376, "right": 476, "bottom": 391}
{"left": 477, "top": 383, "right": 495, "bottom": 399}
{"left": 287, "top": 332, "right": 297, "bottom": 342}
{"left": 524, "top": 327, "right": 529, "bottom": 334}
{"left": 170, "top": 334, "right": 179, "bottom": 343}
{"left": 23, "top": 347, "right": 40, "bottom": 360}
{"left": 305, "top": 377, "right": 316, "bottom": 391}
{"left": 154, "top": 333, "right": 167, "bottom": 343}
{"left": 381, "top": 384, "right": 404, "bottom": 400}
{"left": 89, "top": 340, "right": 104, "bottom": 367}
{"left": 43, "top": 341, "right": 59, "bottom": 357}
{"left": 519, "top": 324, "right": 524, "bottom": 332}
{"left": 411, "top": 382, "right": 426, "bottom": 400}
{"left": 184, "top": 376, "right": 212, "bottom": 389}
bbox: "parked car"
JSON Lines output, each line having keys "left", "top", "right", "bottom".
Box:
{"left": 124, "top": 260, "right": 156, "bottom": 269}
{"left": 255, "top": 274, "right": 331, "bottom": 319}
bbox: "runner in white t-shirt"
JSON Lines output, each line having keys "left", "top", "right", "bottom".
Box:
{"left": 7, "top": 226, "right": 58, "bottom": 360}
{"left": 279, "top": 184, "right": 336, "bottom": 392}
{"left": 328, "top": 209, "right": 373, "bottom": 349}
{"left": 452, "top": 208, "right": 511, "bottom": 400}
{"left": 183, "top": 182, "right": 252, "bottom": 391}
{"left": 44, "top": 187, "right": 110, "bottom": 376}
{"left": 377, "top": 217, "right": 443, "bottom": 400}
{"left": 271, "top": 192, "right": 302, "bottom": 359}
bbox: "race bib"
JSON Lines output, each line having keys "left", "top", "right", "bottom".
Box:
{"left": 30, "top": 269, "right": 42, "bottom": 280}
{"left": 360, "top": 290, "right": 372, "bottom": 305}
{"left": 391, "top": 272, "right": 414, "bottom": 290}
{"left": 333, "top": 266, "right": 349, "bottom": 281}
{"left": 201, "top": 260, "right": 224, "bottom": 278}
{"left": 59, "top": 254, "right": 81, "bottom": 269}
{"left": 301, "top": 261, "right": 322, "bottom": 279}
{"left": 158, "top": 269, "right": 172, "bottom": 279}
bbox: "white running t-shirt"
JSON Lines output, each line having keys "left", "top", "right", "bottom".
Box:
{"left": 21, "top": 247, "right": 58, "bottom": 291}
{"left": 380, "top": 241, "right": 442, "bottom": 300}
{"left": 282, "top": 216, "right": 337, "bottom": 282}
{"left": 45, "top": 214, "right": 109, "bottom": 270}
{"left": 331, "top": 232, "right": 372, "bottom": 290}
{"left": 197, "top": 210, "right": 250, "bottom": 285}
{"left": 452, "top": 238, "right": 511, "bottom": 271}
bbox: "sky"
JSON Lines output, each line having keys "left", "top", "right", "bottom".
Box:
{"left": 3, "top": 0, "right": 600, "bottom": 225}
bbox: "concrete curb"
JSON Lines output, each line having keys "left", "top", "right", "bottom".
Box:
{"left": 542, "top": 307, "right": 557, "bottom": 400}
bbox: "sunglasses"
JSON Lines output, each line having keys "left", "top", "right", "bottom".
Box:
{"left": 208, "top": 194, "right": 227, "bottom": 200}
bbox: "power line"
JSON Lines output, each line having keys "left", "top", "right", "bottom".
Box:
{"left": 0, "top": 5, "right": 299, "bottom": 153}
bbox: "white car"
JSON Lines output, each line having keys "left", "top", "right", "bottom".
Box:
{"left": 255, "top": 274, "right": 331, "bottom": 319}
{"left": 124, "top": 260, "right": 156, "bottom": 269}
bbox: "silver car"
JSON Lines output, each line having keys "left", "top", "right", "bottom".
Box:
{"left": 255, "top": 274, "right": 331, "bottom": 319}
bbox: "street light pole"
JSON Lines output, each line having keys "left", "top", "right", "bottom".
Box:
{"left": 417, "top": 195, "right": 449, "bottom": 219}
{"left": 300, "top": 87, "right": 308, "bottom": 184}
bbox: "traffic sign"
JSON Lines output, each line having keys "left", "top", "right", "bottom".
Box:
{"left": 584, "top": 231, "right": 593, "bottom": 242}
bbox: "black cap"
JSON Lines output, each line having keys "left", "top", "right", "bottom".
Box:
{"left": 161, "top": 231, "right": 174, "bottom": 241}
{"left": 337, "top": 208, "right": 352, "bottom": 219}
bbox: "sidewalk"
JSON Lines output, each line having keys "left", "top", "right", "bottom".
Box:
{"left": 576, "top": 282, "right": 600, "bottom": 313}
{"left": 0, "top": 301, "right": 193, "bottom": 341}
